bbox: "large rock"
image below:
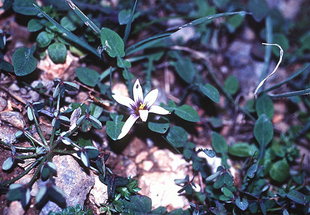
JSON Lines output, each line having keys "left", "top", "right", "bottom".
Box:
{"left": 40, "top": 155, "right": 95, "bottom": 215}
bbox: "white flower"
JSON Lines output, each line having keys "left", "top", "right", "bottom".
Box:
{"left": 112, "top": 79, "right": 170, "bottom": 139}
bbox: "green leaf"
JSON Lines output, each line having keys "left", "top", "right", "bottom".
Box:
{"left": 255, "top": 94, "right": 274, "bottom": 119}
{"left": 228, "top": 142, "right": 258, "bottom": 157}
{"left": 36, "top": 186, "right": 47, "bottom": 204}
{"left": 246, "top": 163, "right": 258, "bottom": 178}
{"left": 27, "top": 19, "right": 43, "bottom": 32}
{"left": 13, "top": 0, "right": 37, "bottom": 15}
{"left": 84, "top": 146, "right": 99, "bottom": 159}
{"left": 106, "top": 116, "right": 124, "bottom": 140}
{"left": 174, "top": 105, "right": 200, "bottom": 122}
{"left": 269, "top": 159, "right": 289, "bottom": 183}
{"left": 254, "top": 114, "right": 273, "bottom": 147}
{"left": 221, "top": 187, "right": 234, "bottom": 198}
{"left": 80, "top": 151, "right": 89, "bottom": 167}
{"left": 33, "top": 4, "right": 100, "bottom": 58}
{"left": 48, "top": 42, "right": 67, "bottom": 64}
{"left": 235, "top": 197, "right": 249, "bottom": 211}
{"left": 0, "top": 60, "right": 14, "bottom": 72}
{"left": 172, "top": 55, "right": 196, "bottom": 84}
{"left": 248, "top": 0, "right": 269, "bottom": 22}
{"left": 120, "top": 195, "right": 152, "bottom": 213}
{"left": 199, "top": 83, "right": 220, "bottom": 103}
{"left": 12, "top": 47, "right": 37, "bottom": 76}
{"left": 226, "top": 14, "right": 244, "bottom": 33}
{"left": 272, "top": 34, "right": 289, "bottom": 56}
{"left": 75, "top": 67, "right": 100, "bottom": 87}
{"left": 100, "top": 28, "right": 125, "bottom": 58}
{"left": 211, "top": 132, "right": 228, "bottom": 154}
{"left": 89, "top": 115, "right": 102, "bottom": 129}
{"left": 203, "top": 149, "right": 216, "bottom": 158}
{"left": 118, "top": 9, "right": 131, "bottom": 25}
{"left": 286, "top": 190, "right": 307, "bottom": 205}
{"left": 60, "top": 16, "right": 77, "bottom": 31}
{"left": 166, "top": 126, "right": 188, "bottom": 148}
{"left": 224, "top": 75, "right": 239, "bottom": 95}
{"left": 148, "top": 117, "right": 169, "bottom": 134}
{"left": 36, "top": 31, "right": 53, "bottom": 48}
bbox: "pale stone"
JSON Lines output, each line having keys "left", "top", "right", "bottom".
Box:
{"left": 0, "top": 111, "right": 25, "bottom": 130}
{"left": 112, "top": 83, "right": 129, "bottom": 98}
{"left": 141, "top": 161, "right": 153, "bottom": 172}
{"left": 126, "top": 160, "right": 138, "bottom": 177}
{"left": 139, "top": 149, "right": 189, "bottom": 209}
{"left": 7, "top": 201, "right": 24, "bottom": 215}
{"left": 89, "top": 176, "right": 108, "bottom": 207}
{"left": 135, "top": 151, "right": 148, "bottom": 163}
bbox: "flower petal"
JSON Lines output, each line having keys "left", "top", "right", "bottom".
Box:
{"left": 112, "top": 94, "right": 135, "bottom": 109}
{"left": 139, "top": 110, "right": 149, "bottom": 122}
{"left": 118, "top": 114, "right": 139, "bottom": 140}
{"left": 133, "top": 79, "right": 144, "bottom": 103}
{"left": 144, "top": 89, "right": 158, "bottom": 107}
{"left": 149, "top": 105, "right": 170, "bottom": 115}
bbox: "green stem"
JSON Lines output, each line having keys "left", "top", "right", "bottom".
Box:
{"left": 0, "top": 141, "right": 36, "bottom": 152}
{"left": 31, "top": 107, "right": 48, "bottom": 146}
{"left": 269, "top": 88, "right": 310, "bottom": 98}
{"left": 54, "top": 150, "right": 76, "bottom": 155}
{"left": 2, "top": 158, "right": 43, "bottom": 186}
{"left": 16, "top": 154, "right": 41, "bottom": 160}
{"left": 50, "top": 94, "right": 61, "bottom": 146}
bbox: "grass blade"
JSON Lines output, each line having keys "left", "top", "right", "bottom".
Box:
{"left": 33, "top": 4, "right": 100, "bottom": 58}
{"left": 263, "top": 63, "right": 310, "bottom": 93}
{"left": 270, "top": 88, "right": 310, "bottom": 98}
{"left": 259, "top": 16, "right": 273, "bottom": 91}
{"left": 65, "top": 0, "right": 101, "bottom": 35}
{"left": 123, "top": 0, "right": 139, "bottom": 44}
{"left": 126, "top": 11, "right": 249, "bottom": 55}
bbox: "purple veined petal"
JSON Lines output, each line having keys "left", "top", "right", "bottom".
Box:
{"left": 144, "top": 89, "right": 158, "bottom": 107}
{"left": 149, "top": 105, "right": 170, "bottom": 115}
{"left": 133, "top": 79, "right": 144, "bottom": 103}
{"left": 112, "top": 94, "right": 135, "bottom": 109}
{"left": 118, "top": 114, "right": 139, "bottom": 140}
{"left": 139, "top": 109, "right": 149, "bottom": 122}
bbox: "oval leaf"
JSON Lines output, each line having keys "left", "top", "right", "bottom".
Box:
{"left": 199, "top": 83, "right": 220, "bottom": 103}
{"left": 48, "top": 42, "right": 67, "bottom": 64}
{"left": 148, "top": 118, "right": 169, "bottom": 134}
{"left": 224, "top": 75, "right": 239, "bottom": 95}
{"left": 174, "top": 105, "right": 200, "bottom": 122}
{"left": 12, "top": 47, "right": 37, "bottom": 76}
{"left": 100, "top": 28, "right": 125, "bottom": 58}
{"left": 211, "top": 132, "right": 228, "bottom": 154}
{"left": 255, "top": 94, "right": 274, "bottom": 119}
{"left": 13, "top": 0, "right": 37, "bottom": 15}
{"left": 166, "top": 126, "right": 188, "bottom": 148}
{"left": 228, "top": 142, "right": 258, "bottom": 157}
{"left": 269, "top": 159, "right": 289, "bottom": 183}
{"left": 75, "top": 67, "right": 100, "bottom": 87}
{"left": 254, "top": 114, "right": 273, "bottom": 147}
{"left": 2, "top": 157, "right": 14, "bottom": 171}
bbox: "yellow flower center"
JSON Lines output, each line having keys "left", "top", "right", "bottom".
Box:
{"left": 138, "top": 103, "right": 146, "bottom": 110}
